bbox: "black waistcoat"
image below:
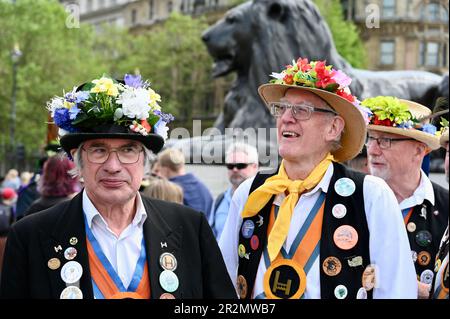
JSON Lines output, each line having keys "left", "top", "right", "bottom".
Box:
{"left": 237, "top": 163, "right": 373, "bottom": 299}
{"left": 405, "top": 182, "right": 449, "bottom": 278}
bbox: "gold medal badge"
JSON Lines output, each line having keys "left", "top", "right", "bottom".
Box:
{"left": 263, "top": 259, "right": 306, "bottom": 299}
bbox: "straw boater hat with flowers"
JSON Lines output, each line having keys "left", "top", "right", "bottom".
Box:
{"left": 46, "top": 74, "right": 174, "bottom": 155}
{"left": 361, "top": 96, "right": 440, "bottom": 150}
{"left": 258, "top": 57, "right": 370, "bottom": 162}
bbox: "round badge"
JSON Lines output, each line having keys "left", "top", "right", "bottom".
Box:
{"left": 263, "top": 259, "right": 306, "bottom": 299}
{"left": 411, "top": 250, "right": 418, "bottom": 263}
{"left": 47, "top": 258, "right": 61, "bottom": 270}
{"left": 159, "top": 293, "right": 176, "bottom": 299}
{"left": 159, "top": 252, "right": 177, "bottom": 271}
{"left": 334, "top": 285, "right": 348, "bottom": 299}
{"left": 241, "top": 220, "right": 255, "bottom": 239}
{"left": 322, "top": 256, "right": 342, "bottom": 277}
{"left": 333, "top": 225, "right": 358, "bottom": 250}
{"left": 250, "top": 235, "right": 259, "bottom": 250}
{"left": 420, "top": 269, "right": 434, "bottom": 284}
{"left": 332, "top": 204, "right": 347, "bottom": 219}
{"left": 406, "top": 222, "right": 416, "bottom": 233}
{"left": 334, "top": 178, "right": 356, "bottom": 197}
{"left": 362, "top": 265, "right": 376, "bottom": 291}
{"left": 237, "top": 275, "right": 248, "bottom": 299}
{"left": 64, "top": 247, "right": 77, "bottom": 261}
{"left": 417, "top": 251, "right": 431, "bottom": 266}
{"left": 238, "top": 244, "right": 246, "bottom": 258}
{"left": 356, "top": 287, "right": 368, "bottom": 299}
{"left": 69, "top": 237, "right": 78, "bottom": 245}
{"left": 415, "top": 230, "right": 432, "bottom": 247}
{"left": 159, "top": 270, "right": 179, "bottom": 293}
{"left": 435, "top": 259, "right": 442, "bottom": 273}
{"left": 60, "top": 286, "right": 83, "bottom": 299}
{"left": 60, "top": 261, "right": 83, "bottom": 284}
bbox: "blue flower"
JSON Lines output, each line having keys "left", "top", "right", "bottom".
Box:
{"left": 397, "top": 121, "right": 414, "bottom": 129}
{"left": 421, "top": 124, "right": 437, "bottom": 135}
{"left": 153, "top": 110, "right": 174, "bottom": 123}
{"left": 54, "top": 108, "right": 77, "bottom": 132}
{"left": 124, "top": 74, "right": 144, "bottom": 89}
{"left": 69, "top": 105, "right": 82, "bottom": 120}
{"left": 75, "top": 91, "right": 90, "bottom": 104}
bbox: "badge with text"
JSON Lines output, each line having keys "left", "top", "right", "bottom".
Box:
{"left": 241, "top": 220, "right": 255, "bottom": 239}
{"left": 60, "top": 286, "right": 83, "bottom": 299}
{"left": 334, "top": 178, "right": 356, "bottom": 197}
{"left": 322, "top": 256, "right": 342, "bottom": 276}
{"left": 333, "top": 225, "right": 358, "bottom": 250}
{"left": 159, "top": 252, "right": 178, "bottom": 271}
{"left": 332, "top": 204, "right": 347, "bottom": 219}
{"left": 263, "top": 259, "right": 306, "bottom": 299}
{"left": 60, "top": 261, "right": 83, "bottom": 284}
{"left": 159, "top": 270, "right": 179, "bottom": 293}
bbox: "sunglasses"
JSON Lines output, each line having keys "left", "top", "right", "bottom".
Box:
{"left": 226, "top": 163, "right": 250, "bottom": 170}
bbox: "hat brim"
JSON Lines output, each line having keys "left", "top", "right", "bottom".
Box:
{"left": 367, "top": 125, "right": 440, "bottom": 150}
{"left": 258, "top": 83, "right": 366, "bottom": 162}
{"left": 60, "top": 132, "right": 164, "bottom": 155}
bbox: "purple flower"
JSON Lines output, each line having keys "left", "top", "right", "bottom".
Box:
{"left": 153, "top": 110, "right": 174, "bottom": 123}
{"left": 124, "top": 74, "right": 144, "bottom": 89}
{"left": 75, "top": 91, "right": 90, "bottom": 104}
{"left": 64, "top": 92, "right": 77, "bottom": 103}
{"left": 69, "top": 105, "right": 82, "bottom": 120}
{"left": 332, "top": 70, "right": 352, "bottom": 88}
{"left": 54, "top": 108, "right": 77, "bottom": 132}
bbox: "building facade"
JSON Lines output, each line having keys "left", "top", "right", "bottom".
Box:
{"left": 343, "top": 0, "right": 449, "bottom": 74}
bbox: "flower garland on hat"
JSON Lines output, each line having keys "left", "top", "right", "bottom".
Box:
{"left": 47, "top": 74, "right": 174, "bottom": 140}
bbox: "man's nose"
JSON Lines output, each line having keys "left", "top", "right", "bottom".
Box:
{"left": 102, "top": 151, "right": 122, "bottom": 171}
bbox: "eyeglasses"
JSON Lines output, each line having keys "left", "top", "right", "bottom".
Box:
{"left": 269, "top": 101, "right": 338, "bottom": 120}
{"left": 365, "top": 136, "right": 415, "bottom": 150}
{"left": 82, "top": 145, "right": 144, "bottom": 164}
{"left": 226, "top": 163, "right": 251, "bottom": 170}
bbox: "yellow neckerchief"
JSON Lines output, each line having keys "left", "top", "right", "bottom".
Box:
{"left": 242, "top": 153, "right": 334, "bottom": 261}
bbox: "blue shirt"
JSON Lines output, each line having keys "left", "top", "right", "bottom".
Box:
{"left": 212, "top": 187, "right": 233, "bottom": 241}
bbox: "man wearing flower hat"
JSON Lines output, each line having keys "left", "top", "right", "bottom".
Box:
{"left": 219, "top": 58, "right": 417, "bottom": 299}
{"left": 0, "top": 75, "right": 236, "bottom": 299}
{"left": 363, "top": 96, "right": 449, "bottom": 299}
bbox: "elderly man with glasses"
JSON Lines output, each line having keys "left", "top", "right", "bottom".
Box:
{"left": 362, "top": 96, "right": 449, "bottom": 299}
{"left": 0, "top": 75, "right": 236, "bottom": 299}
{"left": 219, "top": 58, "right": 416, "bottom": 299}
{"left": 209, "top": 142, "right": 259, "bottom": 240}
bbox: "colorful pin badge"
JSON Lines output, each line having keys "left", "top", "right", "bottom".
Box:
{"left": 241, "top": 220, "right": 255, "bottom": 239}
{"left": 334, "top": 285, "right": 348, "bottom": 299}
{"left": 64, "top": 247, "right": 77, "bottom": 261}
{"left": 60, "top": 261, "right": 83, "bottom": 284}
{"left": 69, "top": 237, "right": 78, "bottom": 245}
{"left": 332, "top": 204, "right": 347, "bottom": 219}
{"left": 420, "top": 269, "right": 434, "bottom": 284}
{"left": 417, "top": 251, "right": 431, "bottom": 266}
{"left": 250, "top": 235, "right": 259, "bottom": 250}
{"left": 411, "top": 250, "right": 418, "bottom": 263}
{"left": 406, "top": 222, "right": 416, "bottom": 233}
{"left": 362, "top": 265, "right": 376, "bottom": 291}
{"left": 60, "top": 286, "right": 83, "bottom": 299}
{"left": 333, "top": 225, "right": 358, "bottom": 250}
{"left": 334, "top": 178, "right": 356, "bottom": 197}
{"left": 159, "top": 270, "right": 179, "bottom": 293}
{"left": 356, "top": 287, "right": 368, "bottom": 299}
{"left": 238, "top": 244, "right": 246, "bottom": 258}
{"left": 159, "top": 252, "right": 177, "bottom": 271}
{"left": 237, "top": 275, "right": 248, "bottom": 299}
{"left": 347, "top": 256, "right": 363, "bottom": 267}
{"left": 322, "top": 256, "right": 342, "bottom": 277}
{"left": 159, "top": 293, "right": 176, "bottom": 299}
{"left": 415, "top": 230, "right": 432, "bottom": 247}
{"left": 263, "top": 259, "right": 306, "bottom": 299}
{"left": 47, "top": 258, "right": 61, "bottom": 270}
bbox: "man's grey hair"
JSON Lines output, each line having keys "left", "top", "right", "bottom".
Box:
{"left": 68, "top": 141, "right": 155, "bottom": 178}
{"left": 225, "top": 142, "right": 259, "bottom": 164}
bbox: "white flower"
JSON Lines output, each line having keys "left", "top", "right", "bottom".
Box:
{"left": 117, "top": 87, "right": 151, "bottom": 119}
{"left": 270, "top": 72, "right": 285, "bottom": 80}
{"left": 47, "top": 97, "right": 64, "bottom": 117}
{"left": 114, "top": 108, "right": 124, "bottom": 121}
{"left": 58, "top": 128, "right": 69, "bottom": 137}
{"left": 154, "top": 120, "right": 169, "bottom": 140}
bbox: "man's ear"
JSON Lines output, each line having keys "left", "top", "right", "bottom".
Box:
{"left": 326, "top": 116, "right": 345, "bottom": 140}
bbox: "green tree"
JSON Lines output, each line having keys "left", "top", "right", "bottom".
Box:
{"left": 314, "top": 0, "right": 367, "bottom": 68}
{"left": 0, "top": 0, "right": 103, "bottom": 169}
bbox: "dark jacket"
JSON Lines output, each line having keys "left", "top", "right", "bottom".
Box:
{"left": 24, "top": 196, "right": 71, "bottom": 217}
{"left": 0, "top": 192, "right": 236, "bottom": 299}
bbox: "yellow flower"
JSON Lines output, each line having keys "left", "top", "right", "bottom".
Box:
{"left": 91, "top": 77, "right": 119, "bottom": 96}
{"left": 149, "top": 88, "right": 161, "bottom": 111}
{"left": 63, "top": 100, "right": 74, "bottom": 109}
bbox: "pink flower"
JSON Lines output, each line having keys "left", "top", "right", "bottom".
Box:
{"left": 296, "top": 58, "right": 312, "bottom": 72}
{"left": 332, "top": 70, "right": 352, "bottom": 88}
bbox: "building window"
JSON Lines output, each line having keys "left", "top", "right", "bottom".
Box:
{"left": 382, "top": 0, "right": 396, "bottom": 18}
{"left": 420, "top": 42, "right": 440, "bottom": 66}
{"left": 131, "top": 9, "right": 137, "bottom": 25}
{"left": 380, "top": 40, "right": 395, "bottom": 65}
{"left": 168, "top": 1, "right": 173, "bottom": 14}
{"left": 149, "top": 0, "right": 154, "bottom": 19}
{"left": 421, "top": 2, "right": 448, "bottom": 22}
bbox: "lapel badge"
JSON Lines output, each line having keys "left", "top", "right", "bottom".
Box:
{"left": 60, "top": 260, "right": 83, "bottom": 284}
{"left": 60, "top": 286, "right": 83, "bottom": 299}
{"left": 161, "top": 242, "right": 168, "bottom": 248}
{"left": 347, "top": 256, "right": 363, "bottom": 267}
{"left": 333, "top": 225, "right": 358, "bottom": 250}
{"left": 420, "top": 205, "right": 427, "bottom": 220}
{"left": 159, "top": 252, "right": 177, "bottom": 271}
{"left": 334, "top": 178, "right": 356, "bottom": 197}
{"left": 237, "top": 275, "right": 248, "bottom": 299}
{"left": 433, "top": 210, "right": 439, "bottom": 216}
{"left": 54, "top": 245, "right": 63, "bottom": 253}
{"left": 64, "top": 247, "right": 78, "bottom": 261}
{"left": 159, "top": 270, "right": 179, "bottom": 293}
{"left": 356, "top": 287, "right": 368, "bottom": 299}
{"left": 334, "top": 284, "right": 348, "bottom": 299}
{"left": 256, "top": 215, "right": 264, "bottom": 227}
{"left": 322, "top": 256, "right": 342, "bottom": 276}
{"left": 48, "top": 258, "right": 61, "bottom": 270}
{"left": 69, "top": 237, "right": 78, "bottom": 245}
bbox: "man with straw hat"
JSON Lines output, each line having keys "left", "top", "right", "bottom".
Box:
{"left": 431, "top": 124, "right": 448, "bottom": 299}
{"left": 219, "top": 58, "right": 416, "bottom": 299}
{"left": 0, "top": 75, "right": 236, "bottom": 299}
{"left": 362, "top": 96, "right": 449, "bottom": 299}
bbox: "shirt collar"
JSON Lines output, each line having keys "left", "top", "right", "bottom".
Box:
{"left": 82, "top": 189, "right": 148, "bottom": 229}
{"left": 399, "top": 170, "right": 435, "bottom": 209}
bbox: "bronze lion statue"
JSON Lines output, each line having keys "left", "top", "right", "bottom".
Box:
{"left": 202, "top": 0, "right": 447, "bottom": 131}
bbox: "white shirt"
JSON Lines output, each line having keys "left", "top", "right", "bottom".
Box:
{"left": 219, "top": 164, "right": 418, "bottom": 299}
{"left": 83, "top": 190, "right": 147, "bottom": 288}
{"left": 399, "top": 170, "right": 435, "bottom": 210}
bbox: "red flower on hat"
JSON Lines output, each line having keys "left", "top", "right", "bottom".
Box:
{"left": 283, "top": 74, "right": 294, "bottom": 85}
{"left": 336, "top": 89, "right": 355, "bottom": 103}
{"left": 314, "top": 61, "right": 336, "bottom": 89}
{"left": 372, "top": 115, "right": 394, "bottom": 127}
{"left": 296, "top": 58, "right": 312, "bottom": 72}
{"left": 140, "top": 119, "right": 151, "bottom": 133}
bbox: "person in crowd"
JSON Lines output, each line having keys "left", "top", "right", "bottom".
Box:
{"left": 0, "top": 75, "right": 236, "bottom": 299}
{"left": 142, "top": 177, "right": 183, "bottom": 204}
{"left": 362, "top": 96, "right": 449, "bottom": 299}
{"left": 1, "top": 169, "right": 20, "bottom": 191}
{"left": 219, "top": 58, "right": 417, "bottom": 299}
{"left": 209, "top": 142, "right": 259, "bottom": 240}
{"left": 154, "top": 148, "right": 214, "bottom": 220}
{"left": 345, "top": 146, "right": 369, "bottom": 174}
